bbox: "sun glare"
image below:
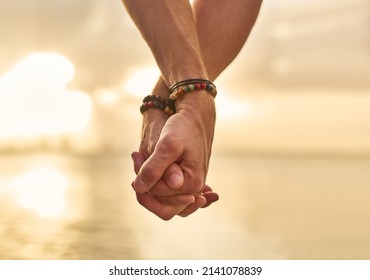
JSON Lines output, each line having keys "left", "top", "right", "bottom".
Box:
{"left": 124, "top": 67, "right": 160, "bottom": 97}
{"left": 0, "top": 52, "right": 92, "bottom": 139}
{"left": 11, "top": 167, "right": 68, "bottom": 218}
{"left": 94, "top": 90, "right": 121, "bottom": 105}
{"left": 215, "top": 86, "right": 251, "bottom": 121}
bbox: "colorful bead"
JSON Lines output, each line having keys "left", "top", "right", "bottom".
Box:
{"left": 156, "top": 101, "right": 165, "bottom": 110}
{"left": 168, "top": 79, "right": 217, "bottom": 101}
{"left": 183, "top": 86, "right": 190, "bottom": 93}
{"left": 140, "top": 95, "right": 176, "bottom": 115}
{"left": 178, "top": 87, "right": 185, "bottom": 96}
{"left": 171, "top": 91, "right": 178, "bottom": 100}
{"left": 170, "top": 78, "right": 213, "bottom": 92}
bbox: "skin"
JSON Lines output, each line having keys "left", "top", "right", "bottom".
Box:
{"left": 123, "top": 0, "right": 263, "bottom": 220}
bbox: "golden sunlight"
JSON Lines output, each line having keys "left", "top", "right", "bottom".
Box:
{"left": 0, "top": 53, "right": 92, "bottom": 139}
{"left": 215, "top": 86, "right": 252, "bottom": 121}
{"left": 124, "top": 67, "right": 160, "bottom": 97}
{"left": 11, "top": 167, "right": 68, "bottom": 218}
{"left": 94, "top": 90, "right": 122, "bottom": 105}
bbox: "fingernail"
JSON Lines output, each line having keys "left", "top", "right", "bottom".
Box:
{"left": 168, "top": 173, "right": 182, "bottom": 190}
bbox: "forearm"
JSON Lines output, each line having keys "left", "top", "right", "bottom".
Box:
{"left": 142, "top": 0, "right": 262, "bottom": 153}
{"left": 149, "top": 0, "right": 262, "bottom": 98}
{"left": 194, "top": 0, "right": 262, "bottom": 80}
{"left": 122, "top": 0, "right": 207, "bottom": 86}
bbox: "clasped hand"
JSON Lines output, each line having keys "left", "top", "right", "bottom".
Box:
{"left": 131, "top": 92, "right": 219, "bottom": 220}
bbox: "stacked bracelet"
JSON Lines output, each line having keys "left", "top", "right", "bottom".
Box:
{"left": 140, "top": 79, "right": 217, "bottom": 115}
{"left": 169, "top": 79, "right": 217, "bottom": 101}
{"left": 169, "top": 78, "right": 213, "bottom": 92}
{"left": 140, "top": 95, "right": 175, "bottom": 115}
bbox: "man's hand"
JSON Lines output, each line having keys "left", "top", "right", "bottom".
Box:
{"left": 133, "top": 92, "right": 216, "bottom": 197}
{"left": 132, "top": 151, "right": 217, "bottom": 220}
{"left": 131, "top": 98, "right": 219, "bottom": 220}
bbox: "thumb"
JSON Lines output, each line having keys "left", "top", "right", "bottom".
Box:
{"left": 133, "top": 151, "right": 184, "bottom": 195}
{"left": 133, "top": 138, "right": 181, "bottom": 193}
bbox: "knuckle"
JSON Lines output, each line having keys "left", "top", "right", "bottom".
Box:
{"left": 179, "top": 212, "right": 190, "bottom": 218}
{"left": 160, "top": 136, "right": 183, "bottom": 154}
{"left": 160, "top": 215, "right": 173, "bottom": 221}
{"left": 158, "top": 211, "right": 175, "bottom": 221}
{"left": 136, "top": 194, "right": 175, "bottom": 221}
{"left": 190, "top": 176, "right": 205, "bottom": 194}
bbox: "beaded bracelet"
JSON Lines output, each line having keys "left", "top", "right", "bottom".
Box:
{"left": 169, "top": 78, "right": 213, "bottom": 92}
{"left": 169, "top": 79, "right": 217, "bottom": 101}
{"left": 140, "top": 95, "right": 175, "bottom": 115}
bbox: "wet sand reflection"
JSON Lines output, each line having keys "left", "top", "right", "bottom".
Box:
{"left": 1, "top": 153, "right": 370, "bottom": 259}
{"left": 0, "top": 154, "right": 140, "bottom": 259}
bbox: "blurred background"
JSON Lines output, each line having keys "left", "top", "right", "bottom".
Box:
{"left": 0, "top": 0, "right": 370, "bottom": 259}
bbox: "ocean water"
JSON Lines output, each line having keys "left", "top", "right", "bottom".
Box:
{"left": 0, "top": 153, "right": 370, "bottom": 260}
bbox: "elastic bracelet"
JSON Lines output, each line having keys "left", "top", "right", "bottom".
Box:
{"left": 140, "top": 95, "right": 175, "bottom": 116}
{"left": 169, "top": 79, "right": 217, "bottom": 101}
{"left": 169, "top": 78, "right": 213, "bottom": 92}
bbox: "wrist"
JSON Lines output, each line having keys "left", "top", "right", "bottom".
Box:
{"left": 169, "top": 79, "right": 217, "bottom": 123}
{"left": 141, "top": 109, "right": 168, "bottom": 155}
{"left": 176, "top": 90, "right": 216, "bottom": 122}
{"left": 169, "top": 79, "right": 216, "bottom": 100}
